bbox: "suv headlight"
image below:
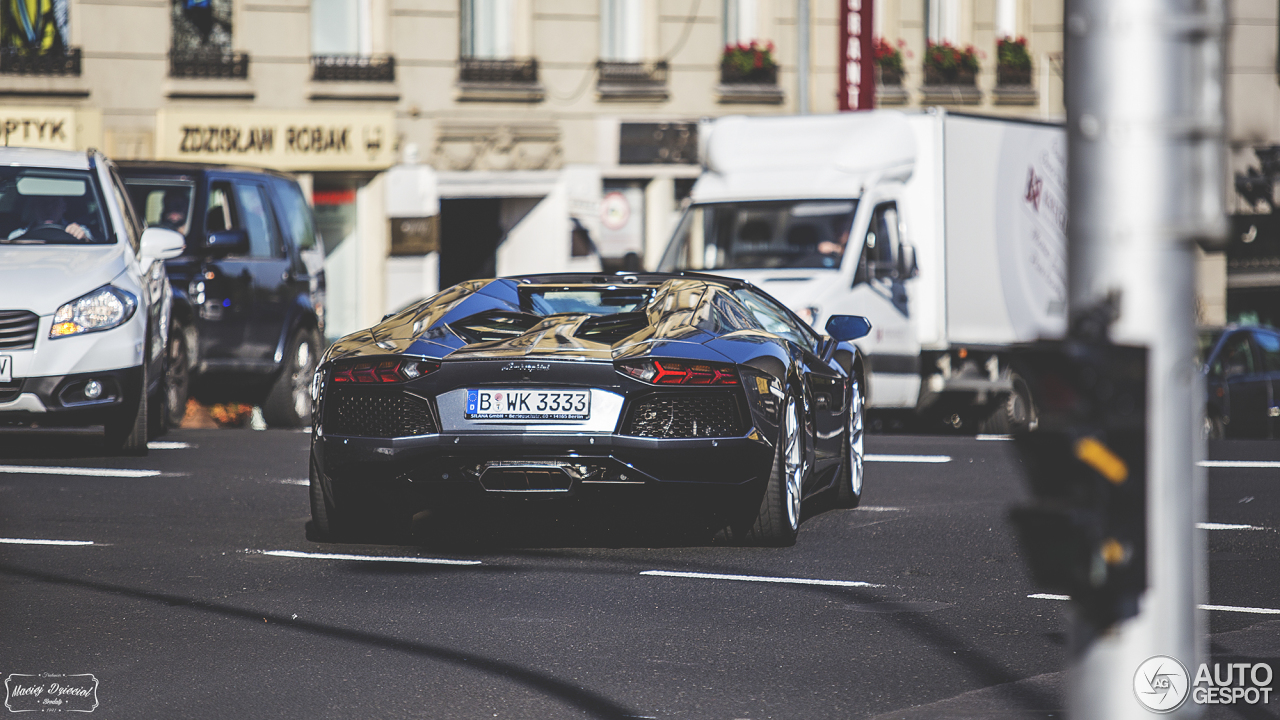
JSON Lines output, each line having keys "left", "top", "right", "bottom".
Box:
{"left": 50, "top": 285, "right": 138, "bottom": 339}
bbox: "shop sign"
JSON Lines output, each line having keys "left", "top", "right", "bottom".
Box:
{"left": 155, "top": 110, "right": 396, "bottom": 171}
{"left": 0, "top": 107, "right": 101, "bottom": 151}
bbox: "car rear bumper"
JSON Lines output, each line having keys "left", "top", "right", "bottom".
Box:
{"left": 314, "top": 429, "right": 774, "bottom": 511}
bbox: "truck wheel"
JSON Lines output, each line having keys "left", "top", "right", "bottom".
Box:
{"left": 105, "top": 366, "right": 149, "bottom": 457}
{"left": 737, "top": 391, "right": 803, "bottom": 546}
{"left": 263, "top": 330, "right": 319, "bottom": 428}
{"left": 981, "top": 373, "right": 1038, "bottom": 434}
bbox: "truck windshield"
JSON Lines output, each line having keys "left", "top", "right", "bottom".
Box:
{"left": 0, "top": 169, "right": 110, "bottom": 245}
{"left": 658, "top": 200, "right": 857, "bottom": 271}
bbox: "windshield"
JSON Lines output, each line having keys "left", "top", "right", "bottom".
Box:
{"left": 520, "top": 286, "right": 655, "bottom": 315}
{"left": 0, "top": 168, "right": 110, "bottom": 245}
{"left": 658, "top": 200, "right": 858, "bottom": 271}
{"left": 124, "top": 179, "right": 196, "bottom": 236}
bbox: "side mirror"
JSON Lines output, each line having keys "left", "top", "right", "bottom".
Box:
{"left": 898, "top": 244, "right": 919, "bottom": 279}
{"left": 826, "top": 315, "right": 872, "bottom": 342}
{"left": 206, "top": 230, "right": 249, "bottom": 256}
{"left": 140, "top": 226, "right": 185, "bottom": 261}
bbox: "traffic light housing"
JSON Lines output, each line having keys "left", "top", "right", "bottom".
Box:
{"left": 1008, "top": 340, "right": 1147, "bottom": 631}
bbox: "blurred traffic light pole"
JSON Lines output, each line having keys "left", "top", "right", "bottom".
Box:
{"left": 1051, "top": 0, "right": 1224, "bottom": 716}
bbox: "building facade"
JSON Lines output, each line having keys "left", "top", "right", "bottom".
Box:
{"left": 2, "top": 0, "right": 1273, "bottom": 337}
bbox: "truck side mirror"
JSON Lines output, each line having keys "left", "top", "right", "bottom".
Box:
{"left": 826, "top": 315, "right": 872, "bottom": 341}
{"left": 206, "top": 230, "right": 249, "bottom": 257}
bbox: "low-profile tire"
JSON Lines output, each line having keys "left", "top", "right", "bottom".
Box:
{"left": 835, "top": 372, "right": 865, "bottom": 509}
{"left": 105, "top": 366, "right": 149, "bottom": 457}
{"left": 738, "top": 391, "right": 804, "bottom": 547}
{"left": 162, "top": 327, "right": 190, "bottom": 430}
{"left": 262, "top": 329, "right": 319, "bottom": 428}
{"left": 309, "top": 455, "right": 411, "bottom": 544}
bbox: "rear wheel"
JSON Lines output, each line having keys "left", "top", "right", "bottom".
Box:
{"left": 309, "top": 455, "right": 411, "bottom": 544}
{"left": 163, "top": 327, "right": 190, "bottom": 430}
{"left": 981, "top": 373, "right": 1038, "bottom": 434}
{"left": 105, "top": 366, "right": 148, "bottom": 456}
{"left": 835, "top": 372, "right": 865, "bottom": 508}
{"left": 263, "top": 330, "right": 319, "bottom": 428}
{"left": 738, "top": 391, "right": 803, "bottom": 547}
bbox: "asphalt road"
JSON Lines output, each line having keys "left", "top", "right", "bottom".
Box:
{"left": 0, "top": 429, "right": 1276, "bottom": 719}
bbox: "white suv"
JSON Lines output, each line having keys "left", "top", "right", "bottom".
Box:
{"left": 0, "top": 148, "right": 184, "bottom": 455}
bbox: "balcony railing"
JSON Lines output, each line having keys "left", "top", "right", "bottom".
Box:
{"left": 169, "top": 49, "right": 249, "bottom": 79}
{"left": 0, "top": 47, "right": 81, "bottom": 76}
{"left": 312, "top": 54, "right": 395, "bottom": 82}
{"left": 598, "top": 60, "right": 668, "bottom": 86}
{"left": 459, "top": 58, "right": 538, "bottom": 84}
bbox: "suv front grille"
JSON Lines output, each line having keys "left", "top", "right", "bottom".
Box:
{"left": 0, "top": 311, "right": 38, "bottom": 350}
{"left": 322, "top": 387, "right": 437, "bottom": 438}
{"left": 623, "top": 393, "right": 745, "bottom": 438}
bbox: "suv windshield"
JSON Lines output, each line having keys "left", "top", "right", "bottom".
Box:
{"left": 659, "top": 200, "right": 858, "bottom": 271}
{"left": 124, "top": 179, "right": 195, "bottom": 236}
{"left": 0, "top": 168, "right": 109, "bottom": 245}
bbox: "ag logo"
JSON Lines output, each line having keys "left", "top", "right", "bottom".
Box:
{"left": 1135, "top": 655, "right": 1190, "bottom": 713}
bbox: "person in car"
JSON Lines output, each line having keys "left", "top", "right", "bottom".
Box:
{"left": 159, "top": 190, "right": 189, "bottom": 233}
{"left": 7, "top": 195, "right": 93, "bottom": 241}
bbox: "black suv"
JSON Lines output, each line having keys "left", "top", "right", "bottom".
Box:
{"left": 119, "top": 162, "right": 325, "bottom": 428}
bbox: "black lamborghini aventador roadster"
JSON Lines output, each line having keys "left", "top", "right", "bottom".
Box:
{"left": 308, "top": 272, "right": 871, "bottom": 546}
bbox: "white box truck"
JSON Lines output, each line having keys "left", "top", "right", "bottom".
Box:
{"left": 657, "top": 109, "right": 1067, "bottom": 431}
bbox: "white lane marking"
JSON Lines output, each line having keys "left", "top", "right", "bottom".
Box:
{"left": 1029, "top": 594, "right": 1280, "bottom": 615}
{"left": 976, "top": 434, "right": 1013, "bottom": 441}
{"left": 147, "top": 441, "right": 192, "bottom": 450}
{"left": 276, "top": 479, "right": 308, "bottom": 486}
{"left": 251, "top": 550, "right": 481, "bottom": 566}
{"left": 641, "top": 570, "right": 883, "bottom": 588}
{"left": 0, "top": 465, "right": 162, "bottom": 478}
{"left": 865, "top": 454, "right": 952, "bottom": 464}
{"left": 1198, "top": 522, "right": 1265, "bottom": 531}
{"left": 856, "top": 506, "right": 906, "bottom": 512}
{"left": 1200, "top": 460, "right": 1280, "bottom": 469}
{"left": 0, "top": 537, "right": 94, "bottom": 546}
{"left": 1201, "top": 604, "right": 1280, "bottom": 615}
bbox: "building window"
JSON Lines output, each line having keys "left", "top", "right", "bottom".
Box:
{"left": 457, "top": 0, "right": 540, "bottom": 100}
{"left": 170, "top": 0, "right": 247, "bottom": 78}
{"left": 0, "top": 0, "right": 80, "bottom": 76}
{"left": 723, "top": 0, "right": 758, "bottom": 46}
{"left": 461, "top": 0, "right": 513, "bottom": 59}
{"left": 926, "top": 0, "right": 959, "bottom": 44}
{"left": 310, "top": 0, "right": 394, "bottom": 81}
{"left": 313, "top": 0, "right": 371, "bottom": 56}
{"left": 601, "top": 0, "right": 642, "bottom": 62}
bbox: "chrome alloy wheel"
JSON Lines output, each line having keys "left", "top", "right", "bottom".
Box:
{"left": 783, "top": 395, "right": 803, "bottom": 531}
{"left": 291, "top": 340, "right": 314, "bottom": 419}
{"left": 849, "top": 374, "right": 864, "bottom": 497}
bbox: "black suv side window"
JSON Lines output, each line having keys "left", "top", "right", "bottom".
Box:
{"left": 275, "top": 180, "right": 317, "bottom": 252}
{"left": 1253, "top": 331, "right": 1280, "bottom": 373}
{"left": 234, "top": 182, "right": 283, "bottom": 259}
{"left": 207, "top": 181, "right": 238, "bottom": 236}
{"left": 1213, "top": 333, "right": 1256, "bottom": 379}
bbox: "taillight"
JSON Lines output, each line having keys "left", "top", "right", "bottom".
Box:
{"left": 617, "top": 359, "right": 739, "bottom": 386}
{"left": 330, "top": 359, "right": 439, "bottom": 384}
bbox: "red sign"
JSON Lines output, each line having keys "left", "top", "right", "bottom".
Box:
{"left": 838, "top": 0, "right": 876, "bottom": 111}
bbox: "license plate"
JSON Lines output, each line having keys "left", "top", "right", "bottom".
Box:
{"left": 465, "top": 389, "right": 590, "bottom": 420}
{"left": 0, "top": 355, "right": 10, "bottom": 383}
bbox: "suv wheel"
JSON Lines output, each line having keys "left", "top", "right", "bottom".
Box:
{"left": 163, "top": 327, "right": 190, "bottom": 429}
{"left": 262, "top": 330, "right": 319, "bottom": 428}
{"left": 105, "top": 365, "right": 149, "bottom": 456}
